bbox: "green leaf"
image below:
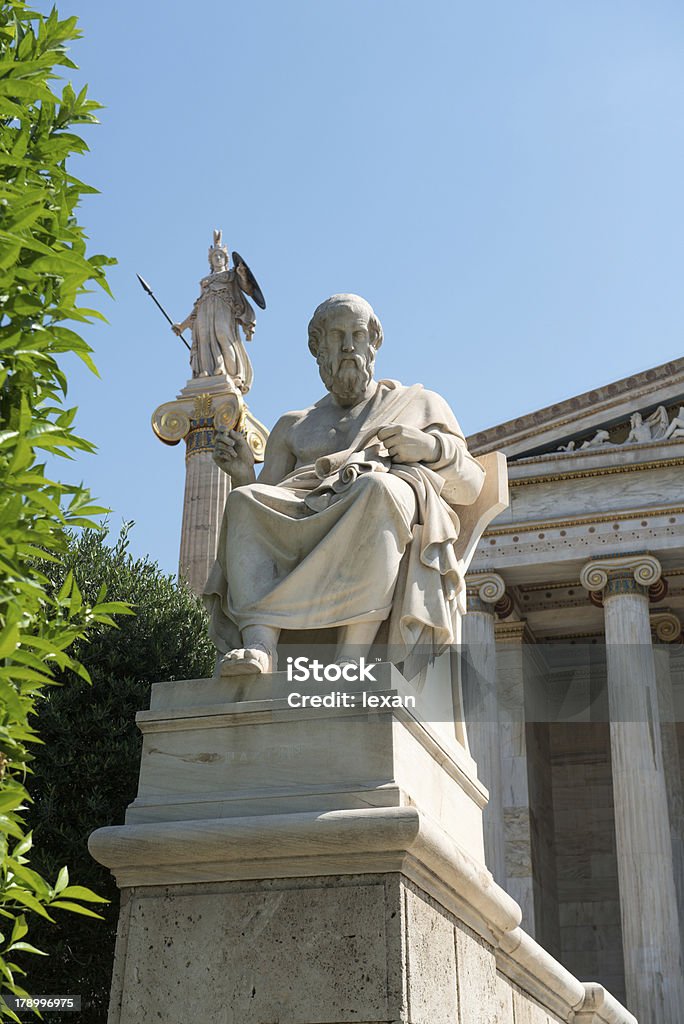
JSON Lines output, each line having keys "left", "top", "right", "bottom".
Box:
{"left": 0, "top": 793, "right": 25, "bottom": 815}
{"left": 0, "top": 79, "right": 57, "bottom": 102}
{"left": 92, "top": 602, "right": 134, "bottom": 616}
{"left": 7, "top": 942, "right": 47, "bottom": 956}
{"left": 0, "top": 623, "right": 20, "bottom": 659}
{"left": 6, "top": 862, "right": 51, "bottom": 898}
{"left": 11, "top": 832, "right": 32, "bottom": 859}
{"left": 9, "top": 915, "right": 27, "bottom": 945}
{"left": 55, "top": 885, "right": 108, "bottom": 903}
{"left": 0, "top": 818, "right": 26, "bottom": 842}
{"left": 48, "top": 900, "right": 103, "bottom": 919}
{"left": 53, "top": 865, "right": 68, "bottom": 894}
{"left": 4, "top": 889, "right": 54, "bottom": 921}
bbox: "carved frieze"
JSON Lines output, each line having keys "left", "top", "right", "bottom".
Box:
{"left": 556, "top": 403, "right": 684, "bottom": 454}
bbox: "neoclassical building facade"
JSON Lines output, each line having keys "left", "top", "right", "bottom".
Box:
{"left": 465, "top": 355, "right": 684, "bottom": 1022}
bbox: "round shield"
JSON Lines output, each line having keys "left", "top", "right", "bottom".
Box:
{"left": 232, "top": 251, "right": 266, "bottom": 309}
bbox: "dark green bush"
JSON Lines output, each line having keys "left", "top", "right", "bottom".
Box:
{"left": 24, "top": 527, "right": 214, "bottom": 1023}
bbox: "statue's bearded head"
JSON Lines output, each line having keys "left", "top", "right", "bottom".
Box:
{"left": 308, "top": 294, "right": 383, "bottom": 405}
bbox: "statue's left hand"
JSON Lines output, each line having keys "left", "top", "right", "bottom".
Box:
{"left": 377, "top": 424, "right": 440, "bottom": 464}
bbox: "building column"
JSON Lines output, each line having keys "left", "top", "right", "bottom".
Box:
{"left": 462, "top": 573, "right": 508, "bottom": 886}
{"left": 580, "top": 555, "right": 684, "bottom": 1024}
{"left": 495, "top": 618, "right": 537, "bottom": 936}
{"left": 651, "top": 613, "right": 684, "bottom": 950}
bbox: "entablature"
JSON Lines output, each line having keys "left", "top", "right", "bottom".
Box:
{"left": 467, "top": 357, "right": 684, "bottom": 459}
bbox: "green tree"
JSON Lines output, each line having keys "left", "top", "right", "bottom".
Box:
{"left": 0, "top": 2, "right": 125, "bottom": 1016}
{"left": 25, "top": 527, "right": 214, "bottom": 1023}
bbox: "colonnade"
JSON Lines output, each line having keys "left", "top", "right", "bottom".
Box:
{"left": 463, "top": 554, "right": 684, "bottom": 1024}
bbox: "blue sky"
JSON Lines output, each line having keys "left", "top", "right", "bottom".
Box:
{"left": 51, "top": 1, "right": 684, "bottom": 576}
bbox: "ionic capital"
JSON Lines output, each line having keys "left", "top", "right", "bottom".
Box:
{"left": 580, "top": 555, "right": 662, "bottom": 598}
{"left": 151, "top": 387, "right": 268, "bottom": 463}
{"left": 467, "top": 572, "right": 506, "bottom": 604}
{"left": 650, "top": 612, "right": 682, "bottom": 643}
{"left": 152, "top": 391, "right": 243, "bottom": 447}
{"left": 466, "top": 572, "right": 513, "bottom": 617}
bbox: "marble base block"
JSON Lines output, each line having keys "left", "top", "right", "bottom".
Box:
{"left": 106, "top": 875, "right": 499, "bottom": 1024}
{"left": 90, "top": 668, "right": 636, "bottom": 1024}
{"left": 120, "top": 662, "right": 488, "bottom": 866}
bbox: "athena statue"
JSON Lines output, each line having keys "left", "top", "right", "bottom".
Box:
{"left": 173, "top": 230, "right": 266, "bottom": 394}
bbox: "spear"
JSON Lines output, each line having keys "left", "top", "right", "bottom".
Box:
{"left": 136, "top": 273, "right": 192, "bottom": 352}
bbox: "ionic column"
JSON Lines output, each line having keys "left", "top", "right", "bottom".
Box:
{"left": 495, "top": 618, "right": 537, "bottom": 937}
{"left": 462, "top": 573, "right": 508, "bottom": 885}
{"left": 580, "top": 556, "right": 684, "bottom": 1023}
{"left": 152, "top": 381, "right": 268, "bottom": 596}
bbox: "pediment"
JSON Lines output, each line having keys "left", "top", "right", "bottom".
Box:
{"left": 467, "top": 357, "right": 684, "bottom": 460}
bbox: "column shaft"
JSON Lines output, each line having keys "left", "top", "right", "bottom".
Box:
{"left": 496, "top": 626, "right": 536, "bottom": 936}
{"left": 603, "top": 586, "right": 684, "bottom": 1023}
{"left": 462, "top": 607, "right": 506, "bottom": 885}
{"left": 653, "top": 645, "right": 684, "bottom": 951}
{"left": 178, "top": 451, "right": 229, "bottom": 597}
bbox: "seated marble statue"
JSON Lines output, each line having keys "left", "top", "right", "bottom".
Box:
{"left": 204, "top": 293, "right": 485, "bottom": 676}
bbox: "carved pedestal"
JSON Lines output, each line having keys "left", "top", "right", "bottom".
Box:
{"left": 90, "top": 665, "right": 636, "bottom": 1024}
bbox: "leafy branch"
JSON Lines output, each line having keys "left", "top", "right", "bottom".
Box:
{"left": 0, "top": 2, "right": 125, "bottom": 1016}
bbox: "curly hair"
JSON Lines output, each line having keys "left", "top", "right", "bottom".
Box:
{"left": 307, "top": 294, "right": 383, "bottom": 357}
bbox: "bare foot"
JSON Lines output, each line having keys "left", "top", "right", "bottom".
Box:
{"left": 218, "top": 644, "right": 274, "bottom": 677}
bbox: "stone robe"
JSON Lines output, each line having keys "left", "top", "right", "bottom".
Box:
{"left": 205, "top": 380, "right": 484, "bottom": 662}
{"left": 189, "top": 270, "right": 256, "bottom": 388}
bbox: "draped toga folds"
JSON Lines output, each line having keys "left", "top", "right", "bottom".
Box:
{"left": 189, "top": 270, "right": 256, "bottom": 388}
{"left": 204, "top": 380, "right": 485, "bottom": 662}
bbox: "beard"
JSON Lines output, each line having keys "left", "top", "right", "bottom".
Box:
{"left": 318, "top": 351, "right": 374, "bottom": 404}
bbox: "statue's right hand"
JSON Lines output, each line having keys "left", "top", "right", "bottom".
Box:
{"left": 213, "top": 428, "right": 255, "bottom": 481}
{"left": 172, "top": 323, "right": 183, "bottom": 336}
